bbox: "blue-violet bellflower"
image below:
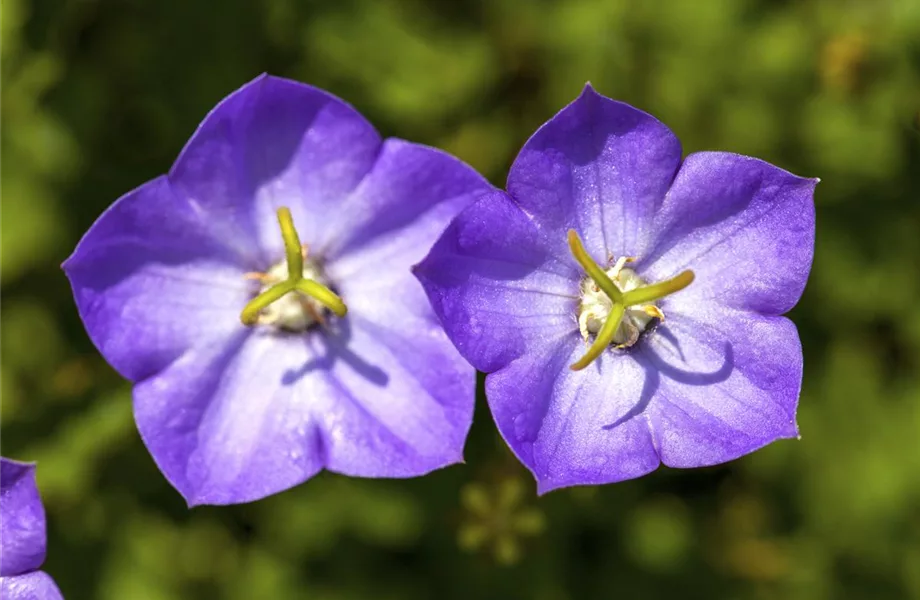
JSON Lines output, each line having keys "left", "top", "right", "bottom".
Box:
{"left": 414, "top": 85, "right": 817, "bottom": 493}
{"left": 65, "top": 75, "right": 494, "bottom": 505}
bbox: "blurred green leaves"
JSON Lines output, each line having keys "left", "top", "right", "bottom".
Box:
{"left": 1, "top": 0, "right": 78, "bottom": 283}
{"left": 624, "top": 496, "right": 692, "bottom": 572}
{"left": 303, "top": 1, "right": 498, "bottom": 132}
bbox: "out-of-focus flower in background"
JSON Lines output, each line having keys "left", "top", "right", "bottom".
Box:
{"left": 457, "top": 477, "right": 545, "bottom": 565}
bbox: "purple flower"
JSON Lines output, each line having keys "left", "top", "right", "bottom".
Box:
{"left": 64, "top": 75, "right": 492, "bottom": 505}
{"left": 414, "top": 85, "right": 817, "bottom": 493}
{"left": 1, "top": 458, "right": 64, "bottom": 600}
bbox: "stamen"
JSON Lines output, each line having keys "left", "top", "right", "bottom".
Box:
{"left": 566, "top": 229, "right": 693, "bottom": 370}
{"left": 298, "top": 296, "right": 327, "bottom": 326}
{"left": 642, "top": 305, "right": 666, "bottom": 321}
{"left": 239, "top": 207, "right": 347, "bottom": 327}
{"left": 610, "top": 256, "right": 634, "bottom": 278}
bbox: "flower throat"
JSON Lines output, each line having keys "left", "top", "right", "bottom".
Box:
{"left": 239, "top": 207, "right": 347, "bottom": 332}
{"left": 567, "top": 230, "right": 693, "bottom": 371}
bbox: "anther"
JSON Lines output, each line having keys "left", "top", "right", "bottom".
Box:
{"left": 642, "top": 305, "right": 665, "bottom": 321}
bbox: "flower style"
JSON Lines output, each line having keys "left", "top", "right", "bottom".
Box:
{"left": 415, "top": 85, "right": 817, "bottom": 493}
{"left": 64, "top": 75, "right": 492, "bottom": 505}
{"left": 0, "top": 458, "right": 64, "bottom": 600}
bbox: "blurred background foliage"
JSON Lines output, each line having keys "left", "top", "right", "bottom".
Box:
{"left": 2, "top": 0, "right": 919, "bottom": 598}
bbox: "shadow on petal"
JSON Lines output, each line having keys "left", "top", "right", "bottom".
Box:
{"left": 648, "top": 325, "right": 734, "bottom": 386}
{"left": 281, "top": 318, "right": 389, "bottom": 387}
{"left": 601, "top": 326, "right": 734, "bottom": 431}
{"left": 602, "top": 366, "right": 660, "bottom": 431}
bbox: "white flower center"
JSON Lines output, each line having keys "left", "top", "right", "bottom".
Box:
{"left": 255, "top": 258, "right": 328, "bottom": 332}
{"left": 577, "top": 258, "right": 661, "bottom": 348}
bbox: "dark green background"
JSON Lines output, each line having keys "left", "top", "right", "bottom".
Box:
{"left": 3, "top": 0, "right": 920, "bottom": 598}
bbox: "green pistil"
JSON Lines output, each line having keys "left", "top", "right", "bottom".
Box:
{"left": 240, "top": 280, "right": 296, "bottom": 325}
{"left": 239, "top": 207, "right": 347, "bottom": 326}
{"left": 620, "top": 270, "right": 694, "bottom": 307}
{"left": 567, "top": 229, "right": 693, "bottom": 371}
{"left": 570, "top": 302, "right": 626, "bottom": 371}
{"left": 278, "top": 206, "right": 304, "bottom": 281}
{"left": 567, "top": 230, "right": 623, "bottom": 305}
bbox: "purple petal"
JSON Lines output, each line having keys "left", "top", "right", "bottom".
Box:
{"left": 135, "top": 318, "right": 473, "bottom": 505}
{"left": 641, "top": 152, "right": 817, "bottom": 315}
{"left": 169, "top": 74, "right": 383, "bottom": 263}
{"left": 0, "top": 459, "right": 46, "bottom": 576}
{"left": 0, "top": 572, "right": 64, "bottom": 600}
{"left": 320, "top": 139, "right": 492, "bottom": 269}
{"left": 507, "top": 84, "right": 682, "bottom": 262}
{"left": 316, "top": 306, "right": 474, "bottom": 479}
{"left": 642, "top": 308, "right": 802, "bottom": 467}
{"left": 63, "top": 177, "right": 251, "bottom": 383}
{"left": 486, "top": 338, "right": 661, "bottom": 493}
{"left": 414, "top": 190, "right": 579, "bottom": 373}
{"left": 134, "top": 331, "right": 322, "bottom": 506}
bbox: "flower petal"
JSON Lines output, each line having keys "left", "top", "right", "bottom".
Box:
{"left": 0, "top": 571, "right": 64, "bottom": 600}
{"left": 134, "top": 331, "right": 323, "bottom": 506}
{"left": 135, "top": 315, "right": 474, "bottom": 505}
{"left": 643, "top": 309, "right": 802, "bottom": 467}
{"left": 299, "top": 140, "right": 493, "bottom": 477}
{"left": 507, "top": 84, "right": 682, "bottom": 262}
{"left": 642, "top": 152, "right": 817, "bottom": 315}
{"left": 63, "top": 177, "right": 251, "bottom": 383}
{"left": 316, "top": 309, "right": 474, "bottom": 478}
{"left": 320, "top": 139, "right": 492, "bottom": 271}
{"left": 486, "top": 337, "right": 661, "bottom": 493}
{"left": 414, "top": 190, "right": 579, "bottom": 373}
{"left": 0, "top": 459, "right": 45, "bottom": 576}
{"left": 169, "top": 74, "right": 383, "bottom": 262}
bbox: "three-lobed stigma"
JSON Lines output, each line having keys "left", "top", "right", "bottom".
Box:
{"left": 240, "top": 207, "right": 347, "bottom": 330}
{"left": 567, "top": 229, "right": 693, "bottom": 371}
